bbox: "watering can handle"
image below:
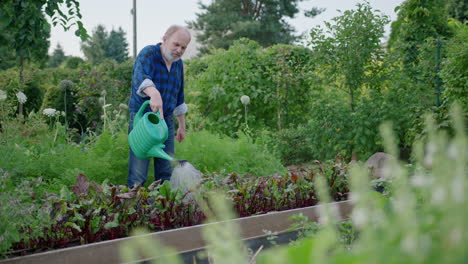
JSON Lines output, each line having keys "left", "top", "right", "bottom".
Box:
{"left": 133, "top": 100, "right": 162, "bottom": 127}
{"left": 134, "top": 100, "right": 150, "bottom": 128}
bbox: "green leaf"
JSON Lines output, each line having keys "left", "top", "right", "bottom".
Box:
{"left": 65, "top": 222, "right": 82, "bottom": 232}
{"left": 60, "top": 186, "right": 71, "bottom": 200}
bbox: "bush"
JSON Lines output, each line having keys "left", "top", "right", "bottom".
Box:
{"left": 63, "top": 56, "right": 84, "bottom": 69}
{"left": 273, "top": 125, "right": 314, "bottom": 166}
{"left": 441, "top": 21, "right": 468, "bottom": 113}
{"left": 186, "top": 39, "right": 315, "bottom": 137}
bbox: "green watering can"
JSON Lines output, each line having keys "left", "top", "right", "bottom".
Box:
{"left": 128, "top": 100, "right": 174, "bottom": 161}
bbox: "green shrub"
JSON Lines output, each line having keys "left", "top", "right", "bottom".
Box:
{"left": 0, "top": 66, "right": 45, "bottom": 115}
{"left": 441, "top": 20, "right": 468, "bottom": 113}
{"left": 0, "top": 114, "right": 129, "bottom": 194}
{"left": 186, "top": 39, "right": 315, "bottom": 137}
{"left": 306, "top": 88, "right": 419, "bottom": 161}
{"left": 63, "top": 56, "right": 84, "bottom": 69}
{"left": 273, "top": 125, "right": 314, "bottom": 165}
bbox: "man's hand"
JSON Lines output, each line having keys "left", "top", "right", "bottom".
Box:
{"left": 144, "top": 86, "right": 164, "bottom": 118}
{"left": 176, "top": 127, "right": 186, "bottom": 143}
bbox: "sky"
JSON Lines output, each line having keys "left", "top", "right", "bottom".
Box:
{"left": 49, "top": 0, "right": 406, "bottom": 59}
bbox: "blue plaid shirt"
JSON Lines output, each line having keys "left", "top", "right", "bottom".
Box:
{"left": 129, "top": 43, "right": 185, "bottom": 116}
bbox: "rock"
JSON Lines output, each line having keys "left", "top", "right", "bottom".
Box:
{"left": 365, "top": 152, "right": 394, "bottom": 179}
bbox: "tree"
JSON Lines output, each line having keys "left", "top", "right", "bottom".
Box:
{"left": 49, "top": 43, "right": 67, "bottom": 67}
{"left": 388, "top": 0, "right": 451, "bottom": 71}
{"left": 0, "top": 1, "right": 51, "bottom": 74}
{"left": 81, "top": 25, "right": 130, "bottom": 64}
{"left": 188, "top": 0, "right": 324, "bottom": 53}
{"left": 81, "top": 24, "right": 108, "bottom": 64}
{"left": 440, "top": 20, "right": 468, "bottom": 113}
{"left": 0, "top": 25, "right": 16, "bottom": 70}
{"left": 106, "top": 27, "right": 129, "bottom": 63}
{"left": 308, "top": 2, "right": 389, "bottom": 111}
{"left": 0, "top": 0, "right": 88, "bottom": 116}
{"left": 446, "top": 0, "right": 468, "bottom": 23}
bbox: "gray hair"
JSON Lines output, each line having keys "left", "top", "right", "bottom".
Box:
{"left": 164, "top": 25, "right": 191, "bottom": 41}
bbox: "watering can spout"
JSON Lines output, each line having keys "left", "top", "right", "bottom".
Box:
{"left": 148, "top": 144, "right": 174, "bottom": 161}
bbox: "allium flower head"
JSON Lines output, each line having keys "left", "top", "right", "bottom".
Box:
{"left": 43, "top": 108, "right": 58, "bottom": 117}
{"left": 16, "top": 91, "right": 27, "bottom": 104}
{"left": 58, "top": 80, "right": 74, "bottom": 91}
{"left": 240, "top": 95, "right": 250, "bottom": 105}
{"left": 0, "top": 90, "right": 7, "bottom": 101}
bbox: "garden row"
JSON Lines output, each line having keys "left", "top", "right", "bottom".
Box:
{"left": 1, "top": 158, "right": 349, "bottom": 258}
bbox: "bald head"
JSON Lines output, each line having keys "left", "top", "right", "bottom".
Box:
{"left": 163, "top": 25, "right": 191, "bottom": 42}
{"left": 161, "top": 25, "right": 191, "bottom": 63}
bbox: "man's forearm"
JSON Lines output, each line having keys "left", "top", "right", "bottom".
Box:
{"left": 176, "top": 114, "right": 186, "bottom": 129}
{"left": 143, "top": 86, "right": 160, "bottom": 97}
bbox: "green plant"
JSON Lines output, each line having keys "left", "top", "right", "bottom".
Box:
{"left": 441, "top": 20, "right": 468, "bottom": 113}
{"left": 175, "top": 130, "right": 285, "bottom": 176}
{"left": 0, "top": 170, "right": 52, "bottom": 255}
{"left": 257, "top": 103, "right": 466, "bottom": 263}
{"left": 273, "top": 125, "right": 313, "bottom": 165}
{"left": 187, "top": 39, "right": 316, "bottom": 136}
{"left": 309, "top": 1, "right": 389, "bottom": 111}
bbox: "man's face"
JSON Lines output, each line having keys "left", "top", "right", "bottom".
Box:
{"left": 162, "top": 30, "right": 190, "bottom": 63}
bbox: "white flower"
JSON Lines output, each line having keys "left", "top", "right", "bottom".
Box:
{"left": 452, "top": 175, "right": 464, "bottom": 203}
{"left": 410, "top": 173, "right": 433, "bottom": 187}
{"left": 349, "top": 192, "right": 360, "bottom": 203}
{"left": 424, "top": 142, "right": 436, "bottom": 168}
{"left": 43, "top": 108, "right": 58, "bottom": 117}
{"left": 449, "top": 228, "right": 462, "bottom": 245}
{"left": 16, "top": 91, "right": 27, "bottom": 104}
{"left": 240, "top": 95, "right": 250, "bottom": 105}
{"left": 0, "top": 90, "right": 7, "bottom": 101}
{"left": 448, "top": 142, "right": 457, "bottom": 160}
{"left": 431, "top": 186, "right": 445, "bottom": 205}
{"left": 351, "top": 207, "right": 368, "bottom": 227}
{"left": 101, "top": 90, "right": 107, "bottom": 96}
{"left": 400, "top": 235, "right": 417, "bottom": 253}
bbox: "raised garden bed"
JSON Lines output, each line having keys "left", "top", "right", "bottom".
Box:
{"left": 1, "top": 200, "right": 353, "bottom": 264}
{"left": 1, "top": 161, "right": 349, "bottom": 261}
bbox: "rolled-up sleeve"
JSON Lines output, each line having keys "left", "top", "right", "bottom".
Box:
{"left": 137, "top": 79, "right": 155, "bottom": 97}
{"left": 173, "top": 103, "right": 187, "bottom": 116}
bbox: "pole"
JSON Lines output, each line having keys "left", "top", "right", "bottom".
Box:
{"left": 132, "top": 0, "right": 137, "bottom": 58}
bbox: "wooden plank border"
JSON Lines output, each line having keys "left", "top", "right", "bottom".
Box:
{"left": 1, "top": 200, "right": 353, "bottom": 264}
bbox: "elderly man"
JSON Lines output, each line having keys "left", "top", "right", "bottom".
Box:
{"left": 127, "top": 25, "right": 191, "bottom": 188}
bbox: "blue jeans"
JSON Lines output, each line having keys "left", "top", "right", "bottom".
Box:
{"left": 127, "top": 112, "right": 175, "bottom": 188}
